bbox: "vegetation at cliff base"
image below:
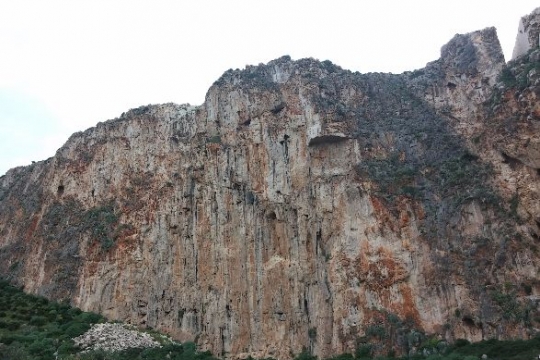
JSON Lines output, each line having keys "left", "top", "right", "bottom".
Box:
{"left": 1, "top": 279, "right": 540, "bottom": 360}
{"left": 298, "top": 337, "right": 540, "bottom": 360}
{"left": 0, "top": 279, "right": 218, "bottom": 360}
{"left": 0, "top": 278, "right": 107, "bottom": 359}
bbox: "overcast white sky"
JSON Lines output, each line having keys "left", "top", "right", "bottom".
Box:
{"left": 0, "top": 1, "right": 538, "bottom": 176}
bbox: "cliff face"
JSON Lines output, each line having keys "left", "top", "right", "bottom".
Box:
{"left": 1, "top": 14, "right": 540, "bottom": 359}
{"left": 512, "top": 7, "right": 540, "bottom": 60}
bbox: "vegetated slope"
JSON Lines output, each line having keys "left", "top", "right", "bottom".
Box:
{"left": 0, "top": 278, "right": 103, "bottom": 359}
{"left": 0, "top": 279, "right": 219, "bottom": 360}
{"left": 0, "top": 15, "right": 540, "bottom": 360}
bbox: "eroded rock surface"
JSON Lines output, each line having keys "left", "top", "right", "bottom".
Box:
{"left": 1, "top": 9, "right": 540, "bottom": 360}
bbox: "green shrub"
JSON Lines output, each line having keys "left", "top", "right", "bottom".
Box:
{"left": 498, "top": 67, "right": 517, "bottom": 87}
{"left": 453, "top": 338, "right": 470, "bottom": 348}
{"left": 452, "top": 337, "right": 540, "bottom": 359}
{"left": 0, "top": 342, "right": 32, "bottom": 360}
{"left": 76, "top": 311, "right": 103, "bottom": 324}
{"left": 28, "top": 337, "right": 55, "bottom": 357}
{"left": 29, "top": 315, "right": 47, "bottom": 326}
{"left": 64, "top": 322, "right": 91, "bottom": 337}
{"left": 327, "top": 353, "right": 354, "bottom": 360}
{"left": 294, "top": 349, "right": 317, "bottom": 360}
{"left": 5, "top": 319, "right": 22, "bottom": 331}
{"left": 491, "top": 290, "right": 524, "bottom": 320}
{"left": 355, "top": 344, "right": 373, "bottom": 358}
{"left": 365, "top": 324, "right": 386, "bottom": 339}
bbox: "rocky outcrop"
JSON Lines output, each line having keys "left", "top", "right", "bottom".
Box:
{"left": 1, "top": 10, "right": 540, "bottom": 360}
{"left": 512, "top": 7, "right": 540, "bottom": 60}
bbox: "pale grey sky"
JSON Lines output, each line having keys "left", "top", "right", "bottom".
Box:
{"left": 0, "top": 1, "right": 538, "bottom": 175}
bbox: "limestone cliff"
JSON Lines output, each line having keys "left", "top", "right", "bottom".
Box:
{"left": 513, "top": 7, "right": 540, "bottom": 60}
{"left": 1, "top": 11, "right": 540, "bottom": 360}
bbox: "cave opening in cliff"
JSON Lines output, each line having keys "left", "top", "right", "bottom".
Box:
{"left": 57, "top": 185, "right": 65, "bottom": 196}
{"left": 462, "top": 316, "right": 475, "bottom": 327}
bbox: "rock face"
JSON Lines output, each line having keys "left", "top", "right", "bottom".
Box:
{"left": 512, "top": 7, "right": 540, "bottom": 59}
{"left": 1, "top": 12, "right": 540, "bottom": 359}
